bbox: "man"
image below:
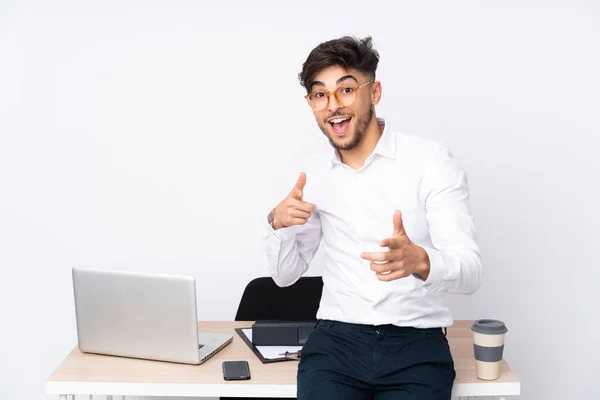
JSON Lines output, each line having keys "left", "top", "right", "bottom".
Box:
{"left": 261, "top": 36, "right": 482, "bottom": 400}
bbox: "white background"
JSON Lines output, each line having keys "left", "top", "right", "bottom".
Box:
{"left": 1, "top": 1, "right": 599, "bottom": 399}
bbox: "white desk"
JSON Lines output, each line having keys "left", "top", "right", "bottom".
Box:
{"left": 46, "top": 320, "right": 520, "bottom": 399}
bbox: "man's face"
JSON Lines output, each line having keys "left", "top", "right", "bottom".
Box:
{"left": 308, "top": 66, "right": 376, "bottom": 151}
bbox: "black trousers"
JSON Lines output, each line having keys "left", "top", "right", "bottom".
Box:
{"left": 297, "top": 320, "right": 455, "bottom": 400}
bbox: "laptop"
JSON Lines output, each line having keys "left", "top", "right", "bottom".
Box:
{"left": 72, "top": 267, "right": 233, "bottom": 364}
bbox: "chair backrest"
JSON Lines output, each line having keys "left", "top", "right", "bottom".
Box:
{"left": 234, "top": 276, "right": 323, "bottom": 321}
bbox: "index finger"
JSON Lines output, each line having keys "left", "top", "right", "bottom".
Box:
{"left": 360, "top": 251, "right": 388, "bottom": 262}
{"left": 380, "top": 237, "right": 404, "bottom": 249}
{"left": 293, "top": 199, "right": 316, "bottom": 213}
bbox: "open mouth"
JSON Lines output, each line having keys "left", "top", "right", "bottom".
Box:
{"left": 328, "top": 116, "right": 352, "bottom": 135}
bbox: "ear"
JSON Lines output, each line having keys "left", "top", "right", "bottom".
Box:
{"left": 371, "top": 80, "right": 382, "bottom": 105}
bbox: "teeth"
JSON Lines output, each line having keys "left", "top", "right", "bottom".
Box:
{"left": 330, "top": 117, "right": 349, "bottom": 124}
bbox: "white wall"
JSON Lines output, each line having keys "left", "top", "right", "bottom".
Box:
{"left": 1, "top": 1, "right": 598, "bottom": 399}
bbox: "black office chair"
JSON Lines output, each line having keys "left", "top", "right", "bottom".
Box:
{"left": 234, "top": 276, "right": 323, "bottom": 321}
{"left": 223, "top": 276, "right": 324, "bottom": 400}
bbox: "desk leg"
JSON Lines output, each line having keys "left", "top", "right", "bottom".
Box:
{"left": 58, "top": 396, "right": 67, "bottom": 400}
{"left": 499, "top": 397, "right": 507, "bottom": 400}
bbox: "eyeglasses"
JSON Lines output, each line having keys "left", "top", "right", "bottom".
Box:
{"left": 304, "top": 80, "right": 374, "bottom": 111}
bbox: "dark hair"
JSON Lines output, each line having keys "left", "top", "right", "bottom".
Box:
{"left": 298, "top": 36, "right": 380, "bottom": 91}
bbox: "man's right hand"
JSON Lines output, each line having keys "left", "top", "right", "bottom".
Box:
{"left": 272, "top": 172, "right": 316, "bottom": 230}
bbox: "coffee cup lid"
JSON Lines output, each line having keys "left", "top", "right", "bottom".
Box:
{"left": 471, "top": 319, "right": 508, "bottom": 335}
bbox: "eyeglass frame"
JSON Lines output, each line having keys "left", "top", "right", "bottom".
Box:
{"left": 304, "top": 80, "right": 375, "bottom": 111}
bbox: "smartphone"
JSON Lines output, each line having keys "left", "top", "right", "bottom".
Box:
{"left": 222, "top": 360, "right": 251, "bottom": 381}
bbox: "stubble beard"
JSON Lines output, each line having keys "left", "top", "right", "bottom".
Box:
{"left": 320, "top": 106, "right": 374, "bottom": 151}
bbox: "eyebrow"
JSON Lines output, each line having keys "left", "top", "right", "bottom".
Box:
{"left": 310, "top": 74, "right": 359, "bottom": 89}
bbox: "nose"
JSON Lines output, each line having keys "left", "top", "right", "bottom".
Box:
{"left": 326, "top": 92, "right": 341, "bottom": 112}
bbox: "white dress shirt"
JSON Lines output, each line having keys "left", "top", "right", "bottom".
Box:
{"left": 261, "top": 118, "right": 482, "bottom": 328}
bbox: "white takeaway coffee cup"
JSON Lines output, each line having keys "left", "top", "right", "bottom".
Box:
{"left": 471, "top": 319, "right": 508, "bottom": 380}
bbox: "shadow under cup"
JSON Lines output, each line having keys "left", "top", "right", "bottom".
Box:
{"left": 471, "top": 319, "right": 508, "bottom": 380}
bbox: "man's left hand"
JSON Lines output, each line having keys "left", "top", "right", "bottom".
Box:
{"left": 360, "top": 210, "right": 431, "bottom": 282}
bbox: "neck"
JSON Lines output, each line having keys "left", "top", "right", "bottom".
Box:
{"left": 338, "top": 115, "right": 383, "bottom": 170}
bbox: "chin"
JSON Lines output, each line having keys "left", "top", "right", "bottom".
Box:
{"left": 331, "top": 133, "right": 360, "bottom": 151}
{"left": 319, "top": 120, "right": 361, "bottom": 151}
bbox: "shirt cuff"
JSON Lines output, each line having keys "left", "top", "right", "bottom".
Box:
{"left": 265, "top": 210, "right": 297, "bottom": 243}
{"left": 420, "top": 245, "right": 445, "bottom": 291}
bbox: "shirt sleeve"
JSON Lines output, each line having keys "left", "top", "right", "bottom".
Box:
{"left": 417, "top": 147, "right": 483, "bottom": 294}
{"left": 260, "top": 208, "right": 323, "bottom": 287}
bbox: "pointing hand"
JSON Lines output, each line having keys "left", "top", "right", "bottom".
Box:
{"left": 272, "top": 172, "right": 317, "bottom": 230}
{"left": 360, "top": 210, "right": 431, "bottom": 281}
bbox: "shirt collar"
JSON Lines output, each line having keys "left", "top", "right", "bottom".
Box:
{"left": 372, "top": 118, "right": 397, "bottom": 160}
{"left": 330, "top": 117, "right": 397, "bottom": 166}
